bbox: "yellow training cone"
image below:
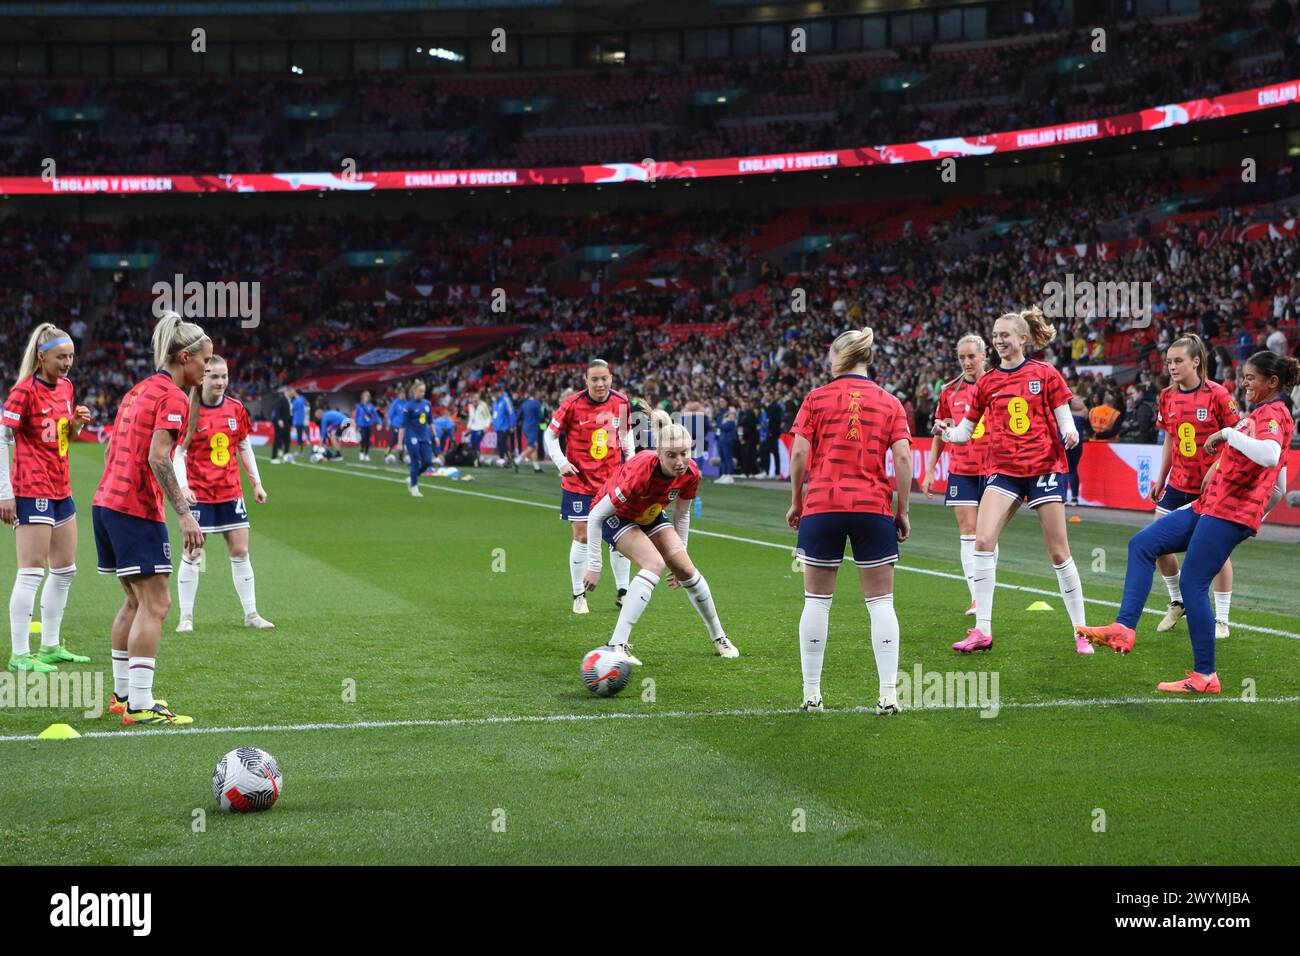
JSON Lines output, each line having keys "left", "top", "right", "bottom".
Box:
{"left": 29, "top": 621, "right": 41, "bottom": 634}
{"left": 1026, "top": 600, "right": 1054, "bottom": 611}
{"left": 37, "top": 723, "right": 80, "bottom": 740}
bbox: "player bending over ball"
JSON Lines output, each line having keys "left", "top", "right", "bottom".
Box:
{"left": 94, "top": 312, "right": 211, "bottom": 726}
{"left": 1077, "top": 351, "right": 1295, "bottom": 691}
{"left": 583, "top": 409, "right": 739, "bottom": 664}
{"left": 1147, "top": 334, "right": 1239, "bottom": 638}
{"left": 172, "top": 356, "right": 274, "bottom": 633}
{"left": 544, "top": 358, "right": 635, "bottom": 614}
{"left": 936, "top": 306, "right": 1089, "bottom": 655}
{"left": 2, "top": 323, "right": 95, "bottom": 672}
{"left": 787, "top": 327, "right": 911, "bottom": 716}
{"left": 920, "top": 333, "right": 992, "bottom": 618}
{"left": 314, "top": 407, "right": 352, "bottom": 461}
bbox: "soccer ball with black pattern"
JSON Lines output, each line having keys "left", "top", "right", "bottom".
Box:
{"left": 581, "top": 647, "right": 632, "bottom": 697}
{"left": 212, "top": 747, "right": 284, "bottom": 813}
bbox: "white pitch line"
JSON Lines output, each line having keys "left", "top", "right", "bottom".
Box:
{"left": 3, "top": 694, "right": 1297, "bottom": 744}
{"left": 316, "top": 462, "right": 1300, "bottom": 641}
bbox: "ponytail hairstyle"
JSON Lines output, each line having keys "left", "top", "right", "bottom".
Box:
{"left": 1000, "top": 306, "right": 1056, "bottom": 351}
{"left": 152, "top": 311, "right": 209, "bottom": 369}
{"left": 829, "top": 326, "right": 875, "bottom": 375}
{"left": 1245, "top": 350, "right": 1300, "bottom": 393}
{"left": 18, "top": 323, "right": 73, "bottom": 381}
{"left": 956, "top": 333, "right": 987, "bottom": 355}
{"left": 1168, "top": 332, "right": 1207, "bottom": 382}
{"left": 647, "top": 406, "right": 693, "bottom": 450}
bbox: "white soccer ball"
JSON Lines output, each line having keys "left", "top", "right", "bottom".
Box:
{"left": 310, "top": 452, "right": 323, "bottom": 464}
{"left": 384, "top": 453, "right": 397, "bottom": 465}
{"left": 313, "top": 444, "right": 324, "bottom": 455}
{"left": 581, "top": 647, "right": 632, "bottom": 697}
{"left": 212, "top": 747, "right": 283, "bottom": 813}
{"left": 282, "top": 453, "right": 295, "bottom": 464}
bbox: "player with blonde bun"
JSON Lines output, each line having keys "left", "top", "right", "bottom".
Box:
{"left": 788, "top": 327, "right": 911, "bottom": 715}
{"left": 583, "top": 407, "right": 738, "bottom": 664}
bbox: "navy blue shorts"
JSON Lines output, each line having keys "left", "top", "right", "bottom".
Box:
{"left": 796, "top": 512, "right": 899, "bottom": 569}
{"left": 93, "top": 506, "right": 172, "bottom": 577}
{"left": 191, "top": 498, "right": 249, "bottom": 534}
{"left": 600, "top": 510, "right": 671, "bottom": 547}
{"left": 561, "top": 490, "right": 593, "bottom": 522}
{"left": 986, "top": 472, "right": 1068, "bottom": 508}
{"left": 14, "top": 495, "right": 76, "bottom": 527}
{"left": 1155, "top": 486, "right": 1199, "bottom": 516}
{"left": 945, "top": 473, "right": 986, "bottom": 508}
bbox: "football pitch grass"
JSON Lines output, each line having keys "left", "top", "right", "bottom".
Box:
{"left": 2, "top": 445, "right": 1298, "bottom": 865}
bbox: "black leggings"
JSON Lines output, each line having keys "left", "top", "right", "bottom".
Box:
{"left": 359, "top": 426, "right": 373, "bottom": 455}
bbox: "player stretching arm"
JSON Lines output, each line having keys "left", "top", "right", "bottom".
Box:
{"left": 172, "top": 355, "right": 273, "bottom": 633}
{"left": 787, "top": 327, "right": 911, "bottom": 715}
{"left": 543, "top": 359, "right": 635, "bottom": 614}
{"left": 920, "top": 333, "right": 991, "bottom": 618}
{"left": 93, "top": 312, "right": 211, "bottom": 726}
{"left": 1146, "top": 334, "right": 1239, "bottom": 638}
{"left": 936, "top": 306, "right": 1088, "bottom": 656}
{"left": 582, "top": 409, "right": 738, "bottom": 665}
{"left": 2, "top": 323, "right": 94, "bottom": 672}
{"left": 1078, "top": 351, "right": 1296, "bottom": 691}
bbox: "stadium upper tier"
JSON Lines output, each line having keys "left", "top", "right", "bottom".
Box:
{"left": 0, "top": 5, "right": 1292, "bottom": 186}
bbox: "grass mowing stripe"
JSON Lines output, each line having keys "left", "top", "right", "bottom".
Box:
{"left": 3, "top": 694, "right": 1296, "bottom": 744}
{"left": 316, "top": 460, "right": 1300, "bottom": 641}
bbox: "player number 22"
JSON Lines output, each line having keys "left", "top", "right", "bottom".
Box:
{"left": 210, "top": 432, "right": 230, "bottom": 467}
{"left": 1176, "top": 422, "right": 1198, "bottom": 458}
{"left": 590, "top": 427, "right": 609, "bottom": 460}
{"left": 1006, "top": 397, "right": 1031, "bottom": 435}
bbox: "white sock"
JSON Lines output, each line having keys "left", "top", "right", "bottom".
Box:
{"left": 178, "top": 557, "right": 200, "bottom": 617}
{"left": 959, "top": 535, "right": 977, "bottom": 601}
{"left": 609, "top": 545, "right": 631, "bottom": 592}
{"left": 1053, "top": 558, "right": 1086, "bottom": 628}
{"left": 1214, "top": 590, "right": 1231, "bottom": 623}
{"left": 866, "top": 593, "right": 900, "bottom": 699}
{"left": 611, "top": 569, "right": 658, "bottom": 645}
{"left": 8, "top": 568, "right": 43, "bottom": 656}
{"left": 112, "top": 650, "right": 129, "bottom": 697}
{"left": 1164, "top": 573, "right": 1183, "bottom": 603}
{"left": 128, "top": 656, "right": 156, "bottom": 711}
{"left": 39, "top": 565, "right": 76, "bottom": 647}
{"left": 568, "top": 540, "right": 586, "bottom": 597}
{"left": 800, "top": 592, "right": 833, "bottom": 698}
{"left": 973, "top": 550, "right": 997, "bottom": 635}
{"left": 230, "top": 555, "right": 257, "bottom": 615}
{"left": 680, "top": 570, "right": 725, "bottom": 642}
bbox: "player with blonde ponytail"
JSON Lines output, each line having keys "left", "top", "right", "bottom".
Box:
{"left": 936, "top": 307, "right": 1091, "bottom": 656}
{"left": 787, "top": 327, "right": 911, "bottom": 714}
{"left": 922, "top": 333, "right": 992, "bottom": 616}
{"left": 93, "top": 311, "right": 211, "bottom": 725}
{"left": 583, "top": 406, "right": 739, "bottom": 664}
{"left": 2, "top": 323, "right": 94, "bottom": 672}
